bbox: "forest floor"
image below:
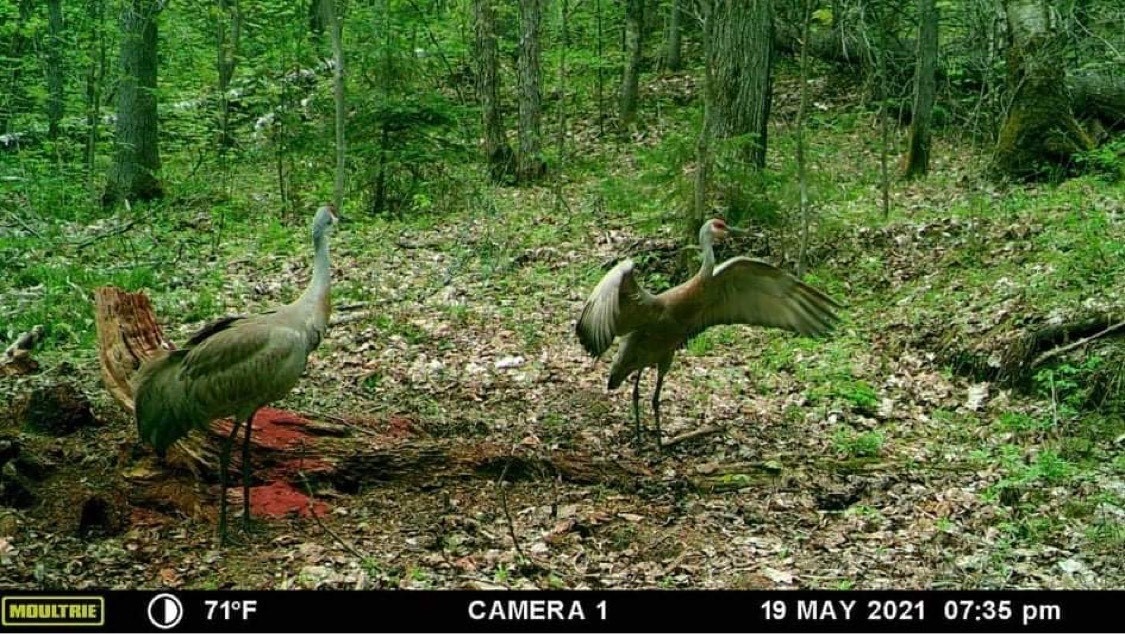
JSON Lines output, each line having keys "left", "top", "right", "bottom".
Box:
{"left": 1, "top": 87, "right": 1123, "bottom": 590}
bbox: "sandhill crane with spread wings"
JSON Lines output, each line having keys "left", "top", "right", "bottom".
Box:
{"left": 133, "top": 204, "right": 339, "bottom": 542}
{"left": 576, "top": 218, "right": 842, "bottom": 449}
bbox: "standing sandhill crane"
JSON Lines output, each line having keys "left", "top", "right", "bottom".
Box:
{"left": 576, "top": 218, "right": 841, "bottom": 449}
{"left": 133, "top": 204, "right": 339, "bottom": 541}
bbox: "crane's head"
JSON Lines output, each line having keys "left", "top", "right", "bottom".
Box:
{"left": 312, "top": 204, "right": 339, "bottom": 242}
{"left": 700, "top": 218, "right": 735, "bottom": 244}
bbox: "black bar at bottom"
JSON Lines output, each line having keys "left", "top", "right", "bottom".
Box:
{"left": 0, "top": 590, "right": 1120, "bottom": 633}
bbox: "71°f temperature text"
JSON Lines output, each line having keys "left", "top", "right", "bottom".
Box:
{"left": 205, "top": 600, "right": 258, "bottom": 621}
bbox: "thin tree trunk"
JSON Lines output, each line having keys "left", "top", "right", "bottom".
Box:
{"left": 878, "top": 38, "right": 890, "bottom": 219}
{"left": 323, "top": 0, "right": 347, "bottom": 211}
{"left": 1, "top": 0, "right": 34, "bottom": 134}
{"left": 85, "top": 0, "right": 106, "bottom": 188}
{"left": 473, "top": 0, "right": 513, "bottom": 183}
{"left": 692, "top": 0, "right": 716, "bottom": 237}
{"left": 554, "top": 0, "right": 570, "bottom": 211}
{"left": 516, "top": 0, "right": 545, "bottom": 183}
{"left": 904, "top": 0, "right": 938, "bottom": 179}
{"left": 663, "top": 0, "right": 682, "bottom": 71}
{"left": 595, "top": 0, "right": 605, "bottom": 135}
{"left": 308, "top": 0, "right": 325, "bottom": 40}
{"left": 46, "top": 0, "right": 65, "bottom": 141}
{"left": 104, "top": 0, "right": 164, "bottom": 206}
{"left": 620, "top": 0, "right": 643, "bottom": 126}
{"left": 705, "top": 0, "right": 774, "bottom": 169}
{"left": 216, "top": 0, "right": 241, "bottom": 151}
{"left": 795, "top": 0, "right": 811, "bottom": 278}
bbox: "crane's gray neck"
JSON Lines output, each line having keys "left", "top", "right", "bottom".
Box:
{"left": 309, "top": 228, "right": 332, "bottom": 296}
{"left": 297, "top": 226, "right": 332, "bottom": 321}
{"left": 697, "top": 225, "right": 716, "bottom": 280}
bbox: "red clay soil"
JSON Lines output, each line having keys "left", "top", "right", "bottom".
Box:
{"left": 211, "top": 407, "right": 318, "bottom": 451}
{"left": 209, "top": 408, "right": 333, "bottom": 518}
{"left": 248, "top": 481, "right": 328, "bottom": 518}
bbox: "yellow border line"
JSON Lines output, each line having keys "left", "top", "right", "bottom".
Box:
{"left": 1, "top": 596, "right": 106, "bottom": 627}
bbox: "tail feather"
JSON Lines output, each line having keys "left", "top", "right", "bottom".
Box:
{"left": 133, "top": 350, "right": 207, "bottom": 455}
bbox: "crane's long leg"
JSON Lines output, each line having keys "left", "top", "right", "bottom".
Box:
{"left": 241, "top": 409, "right": 258, "bottom": 531}
{"left": 631, "top": 370, "right": 643, "bottom": 447}
{"left": 652, "top": 367, "right": 666, "bottom": 451}
{"left": 218, "top": 418, "right": 245, "bottom": 544}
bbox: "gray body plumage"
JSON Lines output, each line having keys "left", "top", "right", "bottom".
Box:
{"left": 134, "top": 205, "right": 336, "bottom": 456}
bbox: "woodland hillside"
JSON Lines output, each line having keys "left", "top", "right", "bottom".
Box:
{"left": 0, "top": 0, "right": 1122, "bottom": 590}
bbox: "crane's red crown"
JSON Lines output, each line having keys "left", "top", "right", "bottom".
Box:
{"left": 712, "top": 219, "right": 728, "bottom": 231}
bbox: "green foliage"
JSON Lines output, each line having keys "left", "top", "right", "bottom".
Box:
{"left": 1074, "top": 136, "right": 1125, "bottom": 181}
{"left": 997, "top": 411, "right": 1050, "bottom": 433}
{"left": 831, "top": 426, "right": 885, "bottom": 458}
{"left": 836, "top": 380, "right": 878, "bottom": 411}
{"left": 984, "top": 445, "right": 1079, "bottom": 504}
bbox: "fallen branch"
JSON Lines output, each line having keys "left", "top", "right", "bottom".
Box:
{"left": 3, "top": 325, "right": 44, "bottom": 360}
{"left": 4, "top": 209, "right": 43, "bottom": 239}
{"left": 300, "top": 471, "right": 368, "bottom": 562}
{"left": 1, "top": 325, "right": 45, "bottom": 376}
{"left": 495, "top": 459, "right": 525, "bottom": 560}
{"left": 1032, "top": 320, "right": 1125, "bottom": 368}
{"left": 663, "top": 424, "right": 724, "bottom": 448}
{"left": 77, "top": 211, "right": 140, "bottom": 251}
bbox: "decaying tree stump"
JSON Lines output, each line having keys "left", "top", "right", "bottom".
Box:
{"left": 94, "top": 286, "right": 339, "bottom": 517}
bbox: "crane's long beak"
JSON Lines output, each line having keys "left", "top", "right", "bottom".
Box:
{"left": 726, "top": 225, "right": 747, "bottom": 235}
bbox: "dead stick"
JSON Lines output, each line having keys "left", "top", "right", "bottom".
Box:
{"left": 496, "top": 459, "right": 525, "bottom": 560}
{"left": 663, "top": 424, "right": 724, "bottom": 448}
{"left": 2, "top": 325, "right": 44, "bottom": 360}
{"left": 1032, "top": 321, "right": 1125, "bottom": 368}
{"left": 299, "top": 470, "right": 369, "bottom": 562}
{"left": 76, "top": 217, "right": 141, "bottom": 250}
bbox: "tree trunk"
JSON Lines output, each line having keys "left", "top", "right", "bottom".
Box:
{"left": 46, "top": 0, "right": 65, "bottom": 141}
{"left": 904, "top": 0, "right": 938, "bottom": 179}
{"left": 663, "top": 0, "right": 682, "bottom": 71}
{"left": 308, "top": 0, "right": 325, "bottom": 40}
{"left": 104, "top": 0, "right": 163, "bottom": 206}
{"left": 994, "top": 0, "right": 1092, "bottom": 179}
{"left": 516, "top": 0, "right": 546, "bottom": 183}
{"left": 1069, "top": 72, "right": 1125, "bottom": 132}
{"left": 85, "top": 0, "right": 106, "bottom": 186}
{"left": 620, "top": 0, "right": 644, "bottom": 126}
{"left": 795, "top": 0, "right": 811, "bottom": 277}
{"left": 473, "top": 0, "right": 514, "bottom": 183}
{"left": 323, "top": 0, "right": 347, "bottom": 211}
{"left": 1, "top": 0, "right": 34, "bottom": 134}
{"left": 216, "top": 0, "right": 241, "bottom": 150}
{"left": 705, "top": 0, "right": 774, "bottom": 169}
{"left": 554, "top": 0, "right": 571, "bottom": 211}
{"left": 595, "top": 0, "right": 605, "bottom": 134}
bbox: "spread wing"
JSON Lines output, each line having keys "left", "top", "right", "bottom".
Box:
{"left": 575, "top": 259, "right": 657, "bottom": 357}
{"left": 694, "top": 257, "right": 842, "bottom": 336}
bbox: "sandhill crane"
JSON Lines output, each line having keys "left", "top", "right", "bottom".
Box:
{"left": 133, "top": 204, "right": 339, "bottom": 541}
{"left": 576, "top": 218, "right": 841, "bottom": 449}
